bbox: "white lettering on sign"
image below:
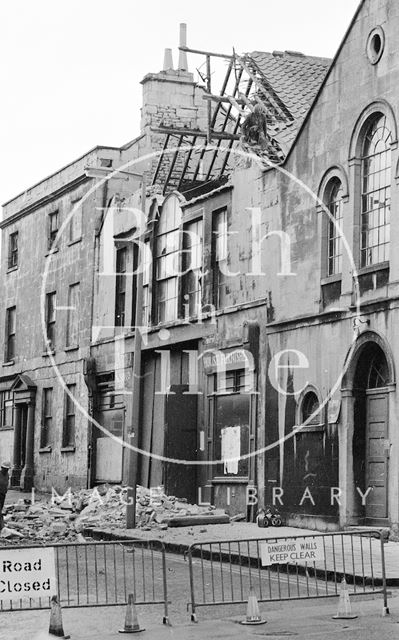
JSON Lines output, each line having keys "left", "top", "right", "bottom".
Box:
{"left": 0, "top": 547, "right": 57, "bottom": 601}
{"left": 261, "top": 538, "right": 325, "bottom": 566}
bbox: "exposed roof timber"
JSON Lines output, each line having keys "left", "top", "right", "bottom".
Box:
{"left": 179, "top": 45, "right": 233, "bottom": 60}
{"left": 150, "top": 127, "right": 241, "bottom": 141}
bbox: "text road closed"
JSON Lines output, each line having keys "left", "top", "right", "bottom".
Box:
{"left": 261, "top": 538, "right": 325, "bottom": 566}
{"left": 0, "top": 547, "right": 57, "bottom": 601}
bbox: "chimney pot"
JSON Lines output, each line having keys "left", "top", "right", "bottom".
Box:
{"left": 178, "top": 23, "right": 188, "bottom": 71}
{"left": 163, "top": 48, "right": 174, "bottom": 71}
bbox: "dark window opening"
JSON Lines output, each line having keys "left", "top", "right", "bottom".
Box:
{"left": 63, "top": 384, "right": 76, "bottom": 447}
{"left": 115, "top": 247, "right": 127, "bottom": 327}
{"left": 301, "top": 391, "right": 321, "bottom": 425}
{"left": 41, "top": 387, "right": 53, "bottom": 447}
{"left": 212, "top": 208, "right": 228, "bottom": 309}
{"left": 5, "top": 306, "right": 16, "bottom": 362}
{"left": 8, "top": 232, "right": 18, "bottom": 269}
{"left": 45, "top": 292, "right": 56, "bottom": 349}
{"left": 48, "top": 211, "right": 59, "bottom": 250}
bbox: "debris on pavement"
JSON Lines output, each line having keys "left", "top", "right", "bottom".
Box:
{"left": 0, "top": 485, "right": 228, "bottom": 545}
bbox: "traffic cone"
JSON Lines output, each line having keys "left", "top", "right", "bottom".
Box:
{"left": 49, "top": 595, "right": 70, "bottom": 638}
{"left": 119, "top": 593, "right": 145, "bottom": 633}
{"left": 332, "top": 577, "right": 358, "bottom": 620}
{"left": 240, "top": 586, "right": 267, "bottom": 625}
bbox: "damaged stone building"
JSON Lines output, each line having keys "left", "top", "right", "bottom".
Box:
{"left": 2, "top": 0, "right": 399, "bottom": 537}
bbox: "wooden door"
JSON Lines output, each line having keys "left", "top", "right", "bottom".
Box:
{"left": 365, "top": 391, "right": 389, "bottom": 520}
{"left": 164, "top": 385, "right": 197, "bottom": 504}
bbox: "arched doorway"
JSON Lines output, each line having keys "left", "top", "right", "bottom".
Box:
{"left": 352, "top": 342, "right": 390, "bottom": 522}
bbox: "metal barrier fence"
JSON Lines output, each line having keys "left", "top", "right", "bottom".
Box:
{"left": 186, "top": 530, "right": 389, "bottom": 621}
{"left": 0, "top": 539, "right": 169, "bottom": 624}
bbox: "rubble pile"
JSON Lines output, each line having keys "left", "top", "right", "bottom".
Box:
{"left": 0, "top": 485, "right": 223, "bottom": 545}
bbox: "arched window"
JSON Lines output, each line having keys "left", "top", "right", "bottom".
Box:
{"left": 326, "top": 180, "right": 344, "bottom": 276}
{"left": 301, "top": 391, "right": 321, "bottom": 425}
{"left": 354, "top": 342, "right": 390, "bottom": 389}
{"left": 155, "top": 195, "right": 182, "bottom": 323}
{"left": 361, "top": 114, "right": 392, "bottom": 267}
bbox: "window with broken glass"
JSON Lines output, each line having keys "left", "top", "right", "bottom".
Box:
{"left": 212, "top": 208, "right": 228, "bottom": 309}
{"left": 115, "top": 247, "right": 127, "bottom": 328}
{"left": 208, "top": 369, "right": 251, "bottom": 478}
{"left": 182, "top": 219, "right": 203, "bottom": 317}
{"left": 48, "top": 211, "right": 59, "bottom": 250}
{"left": 154, "top": 195, "right": 182, "bottom": 323}
{"left": 63, "top": 384, "right": 76, "bottom": 447}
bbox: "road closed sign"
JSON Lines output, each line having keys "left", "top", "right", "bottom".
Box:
{"left": 0, "top": 547, "right": 57, "bottom": 602}
{"left": 261, "top": 538, "right": 325, "bottom": 566}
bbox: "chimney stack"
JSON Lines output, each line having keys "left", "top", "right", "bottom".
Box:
{"left": 163, "top": 48, "right": 174, "bottom": 71}
{"left": 178, "top": 23, "right": 188, "bottom": 71}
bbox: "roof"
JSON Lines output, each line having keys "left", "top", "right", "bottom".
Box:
{"left": 247, "top": 50, "right": 332, "bottom": 152}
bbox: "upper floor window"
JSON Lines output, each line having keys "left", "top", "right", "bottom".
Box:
{"left": 326, "top": 181, "right": 344, "bottom": 276}
{"left": 48, "top": 211, "right": 59, "bottom": 250}
{"left": 182, "top": 219, "right": 203, "bottom": 317}
{"left": 66, "top": 283, "right": 79, "bottom": 347}
{"left": 5, "top": 306, "right": 16, "bottom": 362}
{"left": 212, "top": 208, "right": 228, "bottom": 308}
{"left": 45, "top": 292, "right": 56, "bottom": 350}
{"left": 115, "top": 247, "right": 127, "bottom": 328}
{"left": 69, "top": 198, "right": 82, "bottom": 243}
{"left": 155, "top": 195, "right": 182, "bottom": 323}
{"left": 361, "top": 114, "right": 392, "bottom": 267}
{"left": 8, "top": 232, "right": 18, "bottom": 270}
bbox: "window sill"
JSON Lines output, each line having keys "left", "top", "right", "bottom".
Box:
{"left": 2, "top": 360, "right": 15, "bottom": 367}
{"left": 321, "top": 274, "right": 342, "bottom": 286}
{"left": 39, "top": 446, "right": 52, "bottom": 454}
{"left": 293, "top": 424, "right": 324, "bottom": 433}
{"left": 65, "top": 345, "right": 79, "bottom": 352}
{"left": 45, "top": 247, "right": 59, "bottom": 257}
{"left": 7, "top": 266, "right": 18, "bottom": 274}
{"left": 212, "top": 477, "right": 249, "bottom": 484}
{"left": 67, "top": 237, "right": 82, "bottom": 247}
{"left": 42, "top": 349, "right": 56, "bottom": 357}
{"left": 355, "top": 261, "right": 389, "bottom": 276}
{"left": 0, "top": 425, "right": 14, "bottom": 431}
{"left": 61, "top": 446, "right": 75, "bottom": 453}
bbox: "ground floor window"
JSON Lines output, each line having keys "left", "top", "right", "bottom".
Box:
{"left": 0, "top": 390, "right": 13, "bottom": 428}
{"left": 208, "top": 369, "right": 251, "bottom": 478}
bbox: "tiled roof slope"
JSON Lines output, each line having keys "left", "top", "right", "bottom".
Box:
{"left": 248, "top": 50, "right": 331, "bottom": 152}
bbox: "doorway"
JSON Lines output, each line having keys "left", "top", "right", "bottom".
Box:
{"left": 353, "top": 342, "right": 390, "bottom": 522}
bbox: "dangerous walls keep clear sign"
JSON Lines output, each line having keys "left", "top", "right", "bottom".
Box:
{"left": 0, "top": 547, "right": 57, "bottom": 601}
{"left": 261, "top": 538, "right": 325, "bottom": 566}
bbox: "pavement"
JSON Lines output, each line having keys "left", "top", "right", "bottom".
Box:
{"left": 84, "top": 522, "right": 399, "bottom": 585}
{"left": 1, "top": 589, "right": 398, "bottom": 640}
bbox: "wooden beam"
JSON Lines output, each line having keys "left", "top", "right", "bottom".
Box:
{"left": 150, "top": 127, "right": 240, "bottom": 141}
{"left": 179, "top": 45, "right": 233, "bottom": 60}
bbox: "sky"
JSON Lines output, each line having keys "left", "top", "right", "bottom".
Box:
{"left": 0, "top": 0, "right": 360, "bottom": 207}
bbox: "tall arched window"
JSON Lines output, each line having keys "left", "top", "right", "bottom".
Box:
{"left": 361, "top": 114, "right": 392, "bottom": 267}
{"left": 327, "top": 180, "right": 344, "bottom": 276}
{"left": 155, "top": 194, "right": 182, "bottom": 323}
